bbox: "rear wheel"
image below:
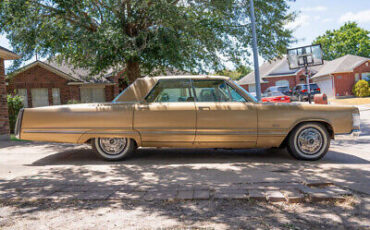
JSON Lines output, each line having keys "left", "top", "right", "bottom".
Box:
{"left": 287, "top": 123, "right": 330, "bottom": 161}
{"left": 92, "top": 137, "right": 136, "bottom": 161}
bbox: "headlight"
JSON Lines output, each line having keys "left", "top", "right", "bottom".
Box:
{"left": 352, "top": 112, "right": 360, "bottom": 129}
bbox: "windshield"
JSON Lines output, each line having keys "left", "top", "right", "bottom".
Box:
{"left": 232, "top": 81, "right": 258, "bottom": 103}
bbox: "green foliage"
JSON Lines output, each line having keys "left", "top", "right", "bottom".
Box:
{"left": 215, "top": 65, "right": 252, "bottom": 80}
{"left": 67, "top": 99, "right": 80, "bottom": 104}
{"left": 0, "top": 0, "right": 295, "bottom": 81}
{"left": 313, "top": 22, "right": 370, "bottom": 60}
{"left": 352, "top": 80, "right": 370, "bottom": 97}
{"left": 7, "top": 94, "right": 24, "bottom": 134}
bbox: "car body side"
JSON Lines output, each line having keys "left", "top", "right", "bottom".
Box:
{"left": 16, "top": 76, "right": 358, "bottom": 149}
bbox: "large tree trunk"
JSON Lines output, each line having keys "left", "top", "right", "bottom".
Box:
{"left": 126, "top": 60, "right": 141, "bottom": 83}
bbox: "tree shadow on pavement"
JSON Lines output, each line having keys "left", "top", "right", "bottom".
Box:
{"left": 1, "top": 144, "right": 370, "bottom": 228}
{"left": 0, "top": 162, "right": 369, "bottom": 229}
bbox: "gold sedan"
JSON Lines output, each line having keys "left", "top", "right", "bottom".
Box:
{"left": 15, "top": 76, "right": 360, "bottom": 161}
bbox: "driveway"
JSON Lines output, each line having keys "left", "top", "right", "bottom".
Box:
{"left": 0, "top": 107, "right": 369, "bottom": 229}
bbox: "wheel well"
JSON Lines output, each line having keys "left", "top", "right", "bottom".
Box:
{"left": 279, "top": 121, "right": 334, "bottom": 148}
{"left": 85, "top": 138, "right": 138, "bottom": 147}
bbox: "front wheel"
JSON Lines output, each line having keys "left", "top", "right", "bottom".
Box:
{"left": 287, "top": 123, "right": 330, "bottom": 161}
{"left": 92, "top": 137, "right": 136, "bottom": 161}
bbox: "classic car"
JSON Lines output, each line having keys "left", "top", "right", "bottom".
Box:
{"left": 262, "top": 87, "right": 291, "bottom": 103}
{"left": 15, "top": 75, "right": 360, "bottom": 161}
{"left": 291, "top": 83, "right": 321, "bottom": 101}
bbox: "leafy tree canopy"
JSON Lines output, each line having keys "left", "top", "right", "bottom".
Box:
{"left": 1, "top": 0, "right": 295, "bottom": 82}
{"left": 215, "top": 65, "right": 252, "bottom": 80}
{"left": 313, "top": 22, "right": 370, "bottom": 61}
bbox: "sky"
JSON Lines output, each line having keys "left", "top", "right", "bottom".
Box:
{"left": 0, "top": 0, "right": 369, "bottom": 70}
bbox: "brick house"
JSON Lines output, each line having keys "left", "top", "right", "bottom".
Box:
{"left": 238, "top": 54, "right": 369, "bottom": 98}
{"left": 312, "top": 55, "right": 370, "bottom": 97}
{"left": 237, "top": 57, "right": 322, "bottom": 93}
{"left": 6, "top": 60, "right": 128, "bottom": 107}
{"left": 0, "top": 46, "right": 20, "bottom": 140}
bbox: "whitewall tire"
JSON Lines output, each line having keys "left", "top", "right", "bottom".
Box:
{"left": 92, "top": 137, "right": 135, "bottom": 161}
{"left": 287, "top": 123, "right": 330, "bottom": 161}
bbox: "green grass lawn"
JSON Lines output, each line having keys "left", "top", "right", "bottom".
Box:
{"left": 10, "top": 134, "right": 30, "bottom": 142}
{"left": 329, "top": 97, "right": 370, "bottom": 105}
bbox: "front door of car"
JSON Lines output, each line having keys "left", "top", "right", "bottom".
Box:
{"left": 192, "top": 79, "right": 258, "bottom": 148}
{"left": 133, "top": 79, "right": 196, "bottom": 147}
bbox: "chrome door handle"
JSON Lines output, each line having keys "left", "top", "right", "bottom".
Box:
{"left": 138, "top": 105, "right": 149, "bottom": 110}
{"left": 199, "top": 106, "right": 210, "bottom": 110}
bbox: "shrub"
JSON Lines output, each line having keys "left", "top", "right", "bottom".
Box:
{"left": 67, "top": 99, "right": 80, "bottom": 104}
{"left": 7, "top": 94, "right": 24, "bottom": 134}
{"left": 352, "top": 80, "right": 370, "bottom": 97}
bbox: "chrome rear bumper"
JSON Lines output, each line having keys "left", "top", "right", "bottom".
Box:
{"left": 335, "top": 129, "right": 361, "bottom": 140}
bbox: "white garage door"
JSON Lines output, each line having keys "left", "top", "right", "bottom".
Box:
{"left": 275, "top": 80, "right": 289, "bottom": 87}
{"left": 315, "top": 77, "right": 334, "bottom": 98}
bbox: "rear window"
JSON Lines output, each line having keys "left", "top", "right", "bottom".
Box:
{"left": 302, "top": 84, "right": 319, "bottom": 90}
{"left": 277, "top": 86, "right": 289, "bottom": 92}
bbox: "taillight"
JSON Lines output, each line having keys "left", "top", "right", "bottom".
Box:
{"left": 317, "top": 88, "right": 321, "bottom": 92}
{"left": 301, "top": 89, "right": 307, "bottom": 93}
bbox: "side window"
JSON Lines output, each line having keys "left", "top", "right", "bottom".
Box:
{"left": 146, "top": 79, "right": 194, "bottom": 102}
{"left": 193, "top": 80, "right": 231, "bottom": 102}
{"left": 227, "top": 84, "right": 247, "bottom": 102}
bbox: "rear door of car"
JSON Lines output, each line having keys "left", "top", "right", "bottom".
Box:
{"left": 133, "top": 79, "right": 196, "bottom": 147}
{"left": 192, "top": 79, "right": 257, "bottom": 148}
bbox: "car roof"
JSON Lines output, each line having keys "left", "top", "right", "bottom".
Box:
{"left": 152, "top": 75, "right": 230, "bottom": 81}
{"left": 113, "top": 75, "right": 231, "bottom": 103}
{"left": 296, "top": 83, "right": 318, "bottom": 85}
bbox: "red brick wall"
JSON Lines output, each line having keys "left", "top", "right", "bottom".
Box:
{"left": 0, "top": 58, "right": 10, "bottom": 136}
{"left": 354, "top": 60, "right": 370, "bottom": 79}
{"left": 333, "top": 73, "right": 355, "bottom": 96}
{"left": 332, "top": 61, "right": 370, "bottom": 96}
{"left": 261, "top": 75, "right": 297, "bottom": 92}
{"left": 105, "top": 85, "right": 115, "bottom": 101}
{"left": 7, "top": 65, "right": 73, "bottom": 106}
{"left": 6, "top": 64, "right": 115, "bottom": 106}
{"left": 240, "top": 84, "right": 248, "bottom": 91}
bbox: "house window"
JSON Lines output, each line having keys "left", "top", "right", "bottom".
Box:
{"left": 17, "top": 88, "right": 28, "bottom": 107}
{"left": 248, "top": 84, "right": 256, "bottom": 92}
{"left": 362, "top": 72, "right": 370, "bottom": 81}
{"left": 275, "top": 80, "right": 289, "bottom": 87}
{"left": 31, "top": 88, "right": 49, "bottom": 107}
{"left": 355, "top": 73, "right": 360, "bottom": 82}
{"left": 52, "top": 88, "right": 61, "bottom": 105}
{"left": 80, "top": 87, "right": 106, "bottom": 103}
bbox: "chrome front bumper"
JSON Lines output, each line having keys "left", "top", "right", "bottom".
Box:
{"left": 334, "top": 129, "right": 361, "bottom": 140}
{"left": 14, "top": 109, "right": 24, "bottom": 139}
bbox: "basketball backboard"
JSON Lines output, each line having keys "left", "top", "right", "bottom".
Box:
{"left": 287, "top": 44, "right": 324, "bottom": 70}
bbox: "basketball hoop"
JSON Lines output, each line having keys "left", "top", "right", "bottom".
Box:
{"left": 287, "top": 44, "right": 324, "bottom": 104}
{"left": 287, "top": 44, "right": 323, "bottom": 69}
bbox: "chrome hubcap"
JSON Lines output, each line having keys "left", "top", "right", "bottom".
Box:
{"left": 99, "top": 138, "right": 127, "bottom": 155}
{"left": 297, "top": 128, "right": 323, "bottom": 155}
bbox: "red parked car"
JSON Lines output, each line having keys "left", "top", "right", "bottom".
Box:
{"left": 262, "top": 86, "right": 291, "bottom": 103}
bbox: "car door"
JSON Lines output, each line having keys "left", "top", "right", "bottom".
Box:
{"left": 133, "top": 79, "right": 196, "bottom": 147}
{"left": 192, "top": 79, "right": 257, "bottom": 148}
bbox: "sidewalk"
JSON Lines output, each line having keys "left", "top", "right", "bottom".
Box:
{"left": 0, "top": 180, "right": 353, "bottom": 203}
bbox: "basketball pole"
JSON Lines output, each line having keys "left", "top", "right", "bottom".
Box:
{"left": 249, "top": 0, "right": 262, "bottom": 102}
{"left": 305, "top": 65, "right": 312, "bottom": 104}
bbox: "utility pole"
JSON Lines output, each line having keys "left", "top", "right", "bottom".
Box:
{"left": 249, "top": 0, "right": 262, "bottom": 102}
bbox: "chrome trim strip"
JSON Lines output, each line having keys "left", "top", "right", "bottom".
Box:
{"left": 140, "top": 130, "right": 257, "bottom": 135}
{"left": 23, "top": 130, "right": 136, "bottom": 135}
